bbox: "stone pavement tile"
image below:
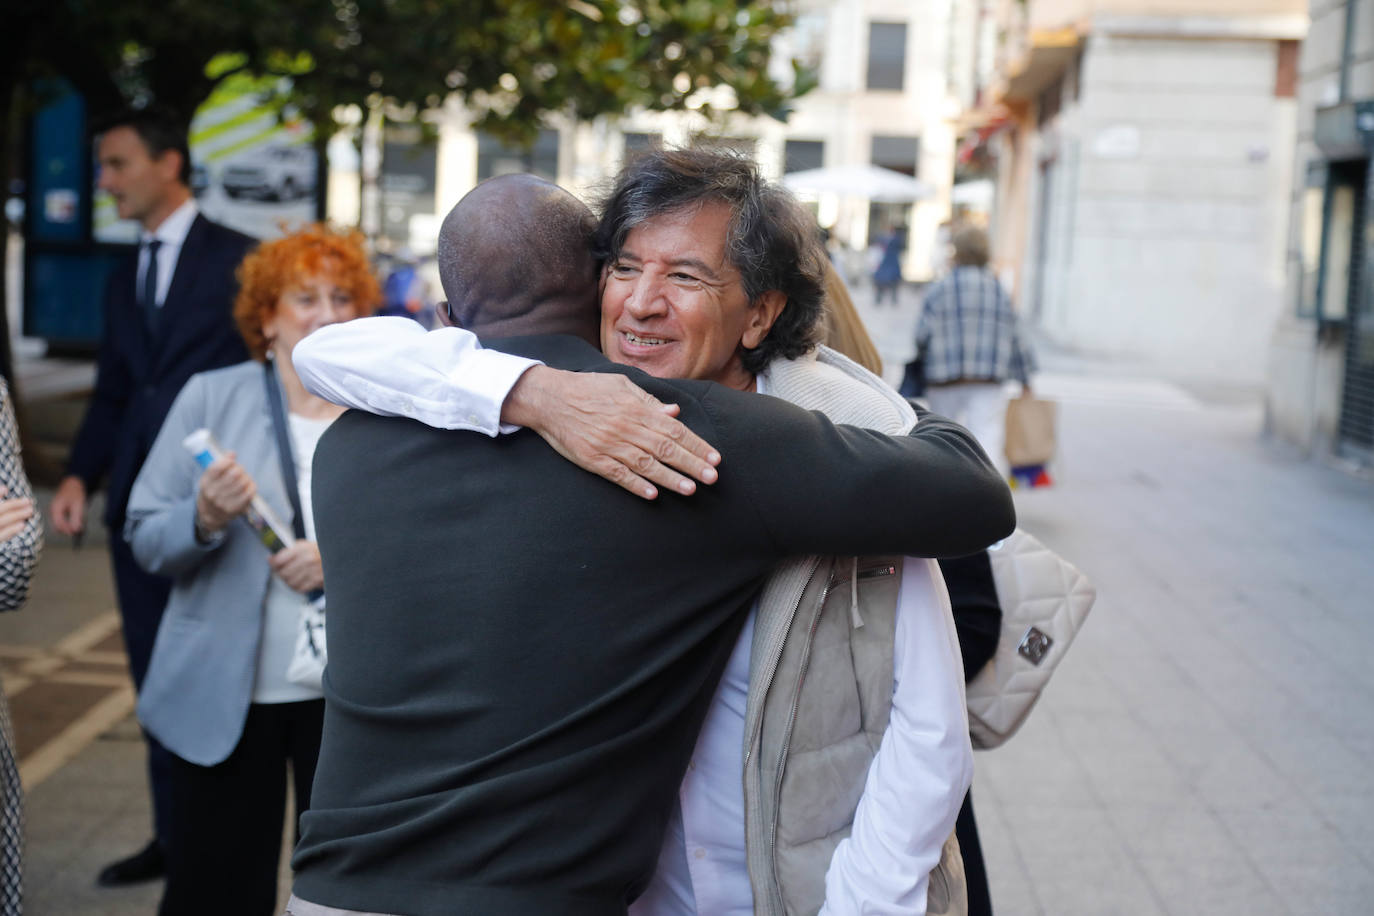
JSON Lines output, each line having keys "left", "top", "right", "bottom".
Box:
{"left": 972, "top": 775, "right": 1047, "bottom": 916}
{"left": 1185, "top": 740, "right": 1294, "bottom": 810}
{"left": 24, "top": 719, "right": 161, "bottom": 915}
{"left": 1131, "top": 852, "right": 1289, "bottom": 916}
{"left": 1056, "top": 713, "right": 1193, "bottom": 809}
{"left": 1109, "top": 801, "right": 1289, "bottom": 916}
{"left": 1211, "top": 693, "right": 1368, "bottom": 793}
{"left": 1215, "top": 797, "right": 1374, "bottom": 914}
{"left": 988, "top": 804, "right": 1168, "bottom": 916}
{"left": 977, "top": 711, "right": 1099, "bottom": 810}
{"left": 1306, "top": 791, "right": 1374, "bottom": 866}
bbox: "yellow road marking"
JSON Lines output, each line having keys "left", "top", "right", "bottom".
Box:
{"left": 53, "top": 611, "right": 123, "bottom": 656}
{"left": 19, "top": 686, "right": 137, "bottom": 790}
{"left": 48, "top": 671, "right": 133, "bottom": 689}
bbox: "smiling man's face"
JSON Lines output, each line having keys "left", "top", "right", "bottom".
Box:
{"left": 599, "top": 201, "right": 784, "bottom": 391}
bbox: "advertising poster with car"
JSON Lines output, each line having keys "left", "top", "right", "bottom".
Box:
{"left": 94, "top": 68, "right": 318, "bottom": 244}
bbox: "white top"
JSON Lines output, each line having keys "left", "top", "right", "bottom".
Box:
{"left": 138, "top": 198, "right": 198, "bottom": 308}
{"left": 291, "top": 316, "right": 974, "bottom": 912}
{"left": 251, "top": 411, "right": 333, "bottom": 703}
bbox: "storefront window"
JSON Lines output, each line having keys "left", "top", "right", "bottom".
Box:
{"left": 1322, "top": 183, "right": 1356, "bottom": 323}
{"left": 1299, "top": 183, "right": 1325, "bottom": 318}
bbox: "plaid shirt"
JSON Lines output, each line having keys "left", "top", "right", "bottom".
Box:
{"left": 915, "top": 266, "right": 1035, "bottom": 385}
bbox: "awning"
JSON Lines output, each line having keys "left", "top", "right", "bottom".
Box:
{"left": 1003, "top": 28, "right": 1081, "bottom": 102}
{"left": 957, "top": 113, "right": 1014, "bottom": 165}
{"left": 781, "top": 164, "right": 936, "bottom": 203}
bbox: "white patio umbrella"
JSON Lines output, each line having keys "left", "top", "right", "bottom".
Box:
{"left": 781, "top": 164, "right": 936, "bottom": 203}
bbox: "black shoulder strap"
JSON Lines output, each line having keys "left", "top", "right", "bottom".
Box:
{"left": 263, "top": 359, "right": 307, "bottom": 541}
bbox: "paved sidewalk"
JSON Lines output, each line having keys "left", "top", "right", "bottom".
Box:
{"left": 972, "top": 377, "right": 1374, "bottom": 916}
{"left": 0, "top": 494, "right": 294, "bottom": 914}
{"left": 7, "top": 283, "right": 1374, "bottom": 913}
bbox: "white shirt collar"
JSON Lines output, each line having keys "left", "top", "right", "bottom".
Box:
{"left": 142, "top": 198, "right": 198, "bottom": 248}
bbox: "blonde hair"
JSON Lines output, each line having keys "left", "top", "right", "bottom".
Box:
{"left": 820, "top": 262, "right": 883, "bottom": 375}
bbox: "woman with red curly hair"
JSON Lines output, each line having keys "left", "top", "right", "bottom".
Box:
{"left": 123, "top": 224, "right": 378, "bottom": 915}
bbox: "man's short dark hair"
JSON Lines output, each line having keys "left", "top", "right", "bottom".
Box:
{"left": 93, "top": 107, "right": 193, "bottom": 186}
{"left": 594, "top": 147, "right": 827, "bottom": 375}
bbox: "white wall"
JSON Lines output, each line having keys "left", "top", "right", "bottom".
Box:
{"left": 1039, "top": 33, "right": 1296, "bottom": 385}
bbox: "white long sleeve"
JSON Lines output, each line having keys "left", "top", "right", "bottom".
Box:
{"left": 819, "top": 557, "right": 974, "bottom": 916}
{"left": 291, "top": 316, "right": 540, "bottom": 435}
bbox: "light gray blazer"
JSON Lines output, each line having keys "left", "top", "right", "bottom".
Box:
{"left": 126, "top": 359, "right": 306, "bottom": 766}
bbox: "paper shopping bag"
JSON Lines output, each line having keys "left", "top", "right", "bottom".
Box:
{"left": 1004, "top": 395, "right": 1057, "bottom": 468}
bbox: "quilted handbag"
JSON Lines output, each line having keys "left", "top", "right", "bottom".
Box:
{"left": 966, "top": 529, "right": 1096, "bottom": 749}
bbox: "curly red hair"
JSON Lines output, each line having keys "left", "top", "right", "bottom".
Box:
{"left": 234, "top": 224, "right": 381, "bottom": 360}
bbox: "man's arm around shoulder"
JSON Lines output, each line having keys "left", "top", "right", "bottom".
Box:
{"left": 704, "top": 388, "right": 1014, "bottom": 559}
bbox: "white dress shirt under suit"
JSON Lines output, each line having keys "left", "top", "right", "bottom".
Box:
{"left": 137, "top": 198, "right": 199, "bottom": 308}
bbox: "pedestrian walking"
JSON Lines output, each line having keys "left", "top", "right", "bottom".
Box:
{"left": 914, "top": 225, "right": 1036, "bottom": 472}
{"left": 873, "top": 223, "right": 907, "bottom": 305}
{"left": 46, "top": 107, "right": 255, "bottom": 887}
{"left": 124, "top": 225, "right": 378, "bottom": 916}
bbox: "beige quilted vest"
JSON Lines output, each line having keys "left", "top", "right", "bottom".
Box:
{"left": 743, "top": 349, "right": 967, "bottom": 916}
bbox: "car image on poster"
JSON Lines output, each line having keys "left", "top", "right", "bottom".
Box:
{"left": 94, "top": 69, "right": 319, "bottom": 245}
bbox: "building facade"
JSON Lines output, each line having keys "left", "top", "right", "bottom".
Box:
{"left": 341, "top": 0, "right": 965, "bottom": 285}
{"left": 1267, "top": 0, "right": 1374, "bottom": 462}
{"left": 960, "top": 0, "right": 1307, "bottom": 386}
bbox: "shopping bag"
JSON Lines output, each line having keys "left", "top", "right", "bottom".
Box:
{"left": 286, "top": 595, "right": 327, "bottom": 690}
{"left": 1004, "top": 395, "right": 1056, "bottom": 468}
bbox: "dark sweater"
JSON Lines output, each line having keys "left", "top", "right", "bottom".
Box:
{"left": 293, "top": 335, "right": 1012, "bottom": 915}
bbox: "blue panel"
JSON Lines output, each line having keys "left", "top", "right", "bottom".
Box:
{"left": 29, "top": 88, "right": 88, "bottom": 244}
{"left": 23, "top": 250, "right": 127, "bottom": 345}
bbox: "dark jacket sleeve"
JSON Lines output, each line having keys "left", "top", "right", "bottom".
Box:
{"left": 700, "top": 387, "right": 1015, "bottom": 560}
{"left": 66, "top": 269, "right": 133, "bottom": 489}
{"left": 938, "top": 551, "right": 1002, "bottom": 680}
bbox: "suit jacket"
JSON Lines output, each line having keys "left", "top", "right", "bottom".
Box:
{"left": 292, "top": 334, "right": 1013, "bottom": 916}
{"left": 67, "top": 213, "right": 254, "bottom": 528}
{"left": 125, "top": 361, "right": 301, "bottom": 766}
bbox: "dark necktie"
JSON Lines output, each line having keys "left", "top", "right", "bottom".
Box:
{"left": 141, "top": 239, "right": 162, "bottom": 336}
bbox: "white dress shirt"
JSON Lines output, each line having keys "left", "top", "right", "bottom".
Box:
{"left": 138, "top": 198, "right": 199, "bottom": 307}
{"left": 293, "top": 317, "right": 540, "bottom": 437}
{"left": 291, "top": 317, "right": 975, "bottom": 914}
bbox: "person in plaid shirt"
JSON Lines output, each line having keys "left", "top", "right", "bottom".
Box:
{"left": 915, "top": 225, "right": 1036, "bottom": 472}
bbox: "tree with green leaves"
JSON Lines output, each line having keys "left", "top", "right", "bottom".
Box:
{"left": 4, "top": 0, "right": 814, "bottom": 392}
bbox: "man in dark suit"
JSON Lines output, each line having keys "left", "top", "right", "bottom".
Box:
{"left": 48, "top": 107, "right": 255, "bottom": 886}
{"left": 288, "top": 176, "right": 1012, "bottom": 915}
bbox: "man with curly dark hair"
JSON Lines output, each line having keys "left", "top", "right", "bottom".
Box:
{"left": 593, "top": 148, "right": 827, "bottom": 384}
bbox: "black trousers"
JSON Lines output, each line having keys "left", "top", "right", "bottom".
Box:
{"left": 158, "top": 699, "right": 325, "bottom": 916}
{"left": 109, "top": 531, "right": 175, "bottom": 848}
{"left": 957, "top": 790, "right": 993, "bottom": 916}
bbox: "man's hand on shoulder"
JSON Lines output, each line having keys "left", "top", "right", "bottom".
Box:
{"left": 502, "top": 366, "right": 721, "bottom": 501}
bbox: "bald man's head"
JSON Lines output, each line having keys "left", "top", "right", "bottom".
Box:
{"left": 436, "top": 174, "right": 600, "bottom": 344}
